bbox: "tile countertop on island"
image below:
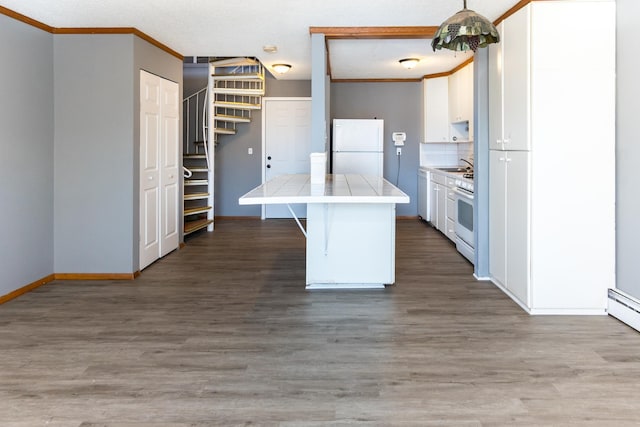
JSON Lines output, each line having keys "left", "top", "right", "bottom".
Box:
{"left": 239, "top": 173, "right": 410, "bottom": 206}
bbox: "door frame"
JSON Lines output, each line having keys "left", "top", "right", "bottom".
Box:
{"left": 261, "top": 97, "right": 312, "bottom": 219}
{"left": 139, "top": 70, "right": 180, "bottom": 270}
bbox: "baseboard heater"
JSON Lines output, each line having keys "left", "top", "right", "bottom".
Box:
{"left": 608, "top": 289, "right": 640, "bottom": 332}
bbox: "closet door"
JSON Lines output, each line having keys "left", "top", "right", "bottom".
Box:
{"left": 140, "top": 70, "right": 179, "bottom": 270}
{"left": 140, "top": 71, "right": 161, "bottom": 270}
{"left": 159, "top": 79, "right": 180, "bottom": 257}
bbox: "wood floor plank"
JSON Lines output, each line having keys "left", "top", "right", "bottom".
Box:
{"left": 0, "top": 219, "right": 639, "bottom": 425}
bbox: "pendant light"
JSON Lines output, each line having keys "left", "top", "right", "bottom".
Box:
{"left": 431, "top": 0, "right": 500, "bottom": 52}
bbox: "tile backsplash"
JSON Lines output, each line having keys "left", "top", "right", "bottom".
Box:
{"left": 420, "top": 142, "right": 473, "bottom": 167}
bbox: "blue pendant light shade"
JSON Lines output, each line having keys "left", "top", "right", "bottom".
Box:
{"left": 431, "top": 0, "right": 500, "bottom": 52}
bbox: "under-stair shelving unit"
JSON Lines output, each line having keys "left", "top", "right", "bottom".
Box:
{"left": 182, "top": 57, "right": 265, "bottom": 236}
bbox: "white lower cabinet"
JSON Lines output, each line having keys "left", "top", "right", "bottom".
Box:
{"left": 429, "top": 172, "right": 447, "bottom": 234}
{"left": 417, "top": 169, "right": 429, "bottom": 221}
{"left": 445, "top": 176, "right": 457, "bottom": 241}
{"left": 489, "top": 150, "right": 530, "bottom": 307}
{"left": 429, "top": 171, "right": 456, "bottom": 242}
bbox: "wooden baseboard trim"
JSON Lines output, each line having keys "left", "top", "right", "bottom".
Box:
{"left": 54, "top": 273, "right": 137, "bottom": 280}
{"left": 0, "top": 274, "right": 55, "bottom": 305}
{"left": 1, "top": 271, "right": 141, "bottom": 305}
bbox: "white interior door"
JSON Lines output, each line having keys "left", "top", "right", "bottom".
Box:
{"left": 160, "top": 79, "right": 180, "bottom": 257}
{"left": 140, "top": 71, "right": 161, "bottom": 270}
{"left": 140, "top": 70, "right": 180, "bottom": 270}
{"left": 263, "top": 98, "right": 312, "bottom": 219}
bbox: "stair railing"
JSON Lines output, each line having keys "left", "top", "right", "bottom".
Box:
{"left": 201, "top": 89, "right": 211, "bottom": 171}
{"left": 183, "top": 87, "right": 207, "bottom": 155}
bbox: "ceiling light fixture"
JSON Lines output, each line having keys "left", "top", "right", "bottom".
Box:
{"left": 399, "top": 58, "right": 420, "bottom": 70}
{"left": 431, "top": 0, "right": 500, "bottom": 52}
{"left": 272, "top": 63, "right": 292, "bottom": 74}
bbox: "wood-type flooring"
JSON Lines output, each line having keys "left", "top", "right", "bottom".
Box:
{"left": 1, "top": 219, "right": 639, "bottom": 426}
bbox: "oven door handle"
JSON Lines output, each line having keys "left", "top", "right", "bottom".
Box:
{"left": 453, "top": 187, "right": 474, "bottom": 200}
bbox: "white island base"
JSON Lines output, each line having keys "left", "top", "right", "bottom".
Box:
{"left": 239, "top": 174, "right": 409, "bottom": 290}
{"left": 306, "top": 202, "right": 396, "bottom": 289}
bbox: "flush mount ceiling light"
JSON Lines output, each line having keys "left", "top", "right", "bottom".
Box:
{"left": 263, "top": 45, "right": 278, "bottom": 53}
{"left": 399, "top": 58, "right": 420, "bottom": 69}
{"left": 272, "top": 63, "right": 292, "bottom": 74}
{"left": 431, "top": 0, "right": 500, "bottom": 52}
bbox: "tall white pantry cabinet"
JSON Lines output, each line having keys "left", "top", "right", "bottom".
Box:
{"left": 488, "top": 1, "right": 616, "bottom": 314}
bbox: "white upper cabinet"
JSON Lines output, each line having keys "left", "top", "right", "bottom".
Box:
{"left": 421, "top": 76, "right": 449, "bottom": 143}
{"left": 448, "top": 62, "right": 474, "bottom": 142}
{"left": 490, "top": 6, "right": 531, "bottom": 151}
{"left": 502, "top": 5, "right": 530, "bottom": 151}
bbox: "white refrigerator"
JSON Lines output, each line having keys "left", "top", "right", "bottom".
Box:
{"left": 332, "top": 119, "right": 384, "bottom": 177}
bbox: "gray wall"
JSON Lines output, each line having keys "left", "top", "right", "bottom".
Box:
{"left": 330, "top": 82, "right": 421, "bottom": 217}
{"left": 473, "top": 50, "right": 490, "bottom": 279}
{"left": 54, "top": 35, "right": 135, "bottom": 274}
{"left": 616, "top": 0, "right": 640, "bottom": 299}
{"left": 215, "top": 74, "right": 311, "bottom": 217}
{"left": 54, "top": 34, "right": 182, "bottom": 274}
{"left": 0, "top": 15, "right": 54, "bottom": 296}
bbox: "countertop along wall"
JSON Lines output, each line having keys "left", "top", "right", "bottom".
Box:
{"left": 330, "top": 81, "right": 421, "bottom": 217}
{"left": 0, "top": 13, "right": 54, "bottom": 297}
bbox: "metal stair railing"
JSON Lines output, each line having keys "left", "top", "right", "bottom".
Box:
{"left": 183, "top": 87, "right": 207, "bottom": 156}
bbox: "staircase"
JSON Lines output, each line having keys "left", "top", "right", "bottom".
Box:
{"left": 182, "top": 57, "right": 265, "bottom": 236}
{"left": 210, "top": 57, "right": 265, "bottom": 145}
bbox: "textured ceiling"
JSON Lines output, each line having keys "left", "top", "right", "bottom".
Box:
{"left": 0, "top": 0, "right": 520, "bottom": 79}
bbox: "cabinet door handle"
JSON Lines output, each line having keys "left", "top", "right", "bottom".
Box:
{"left": 506, "top": 157, "right": 512, "bottom": 162}
{"left": 499, "top": 157, "right": 505, "bottom": 161}
{"left": 504, "top": 138, "right": 511, "bottom": 144}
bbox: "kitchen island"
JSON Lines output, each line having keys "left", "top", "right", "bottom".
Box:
{"left": 239, "top": 174, "right": 410, "bottom": 289}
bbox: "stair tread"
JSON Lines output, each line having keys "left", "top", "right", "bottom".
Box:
{"left": 183, "top": 153, "right": 207, "bottom": 158}
{"left": 214, "top": 128, "right": 237, "bottom": 135}
{"left": 212, "top": 87, "right": 265, "bottom": 96}
{"left": 213, "top": 101, "right": 261, "bottom": 110}
{"left": 211, "top": 72, "right": 263, "bottom": 81}
{"left": 184, "top": 218, "right": 214, "bottom": 234}
{"left": 214, "top": 114, "right": 251, "bottom": 123}
{"left": 184, "top": 179, "right": 208, "bottom": 186}
{"left": 184, "top": 192, "right": 210, "bottom": 200}
{"left": 184, "top": 205, "right": 212, "bottom": 215}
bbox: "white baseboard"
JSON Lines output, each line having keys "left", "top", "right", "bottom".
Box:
{"left": 608, "top": 289, "right": 640, "bottom": 332}
{"left": 490, "top": 278, "right": 607, "bottom": 315}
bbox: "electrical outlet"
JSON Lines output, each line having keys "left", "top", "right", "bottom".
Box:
{"left": 248, "top": 147, "right": 253, "bottom": 155}
{"left": 396, "top": 147, "right": 402, "bottom": 156}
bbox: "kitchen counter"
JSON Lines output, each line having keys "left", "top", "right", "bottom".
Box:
{"left": 239, "top": 174, "right": 410, "bottom": 289}
{"left": 420, "top": 166, "right": 473, "bottom": 183}
{"left": 239, "top": 173, "right": 409, "bottom": 205}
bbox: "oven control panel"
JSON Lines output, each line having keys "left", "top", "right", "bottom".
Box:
{"left": 455, "top": 178, "right": 474, "bottom": 193}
